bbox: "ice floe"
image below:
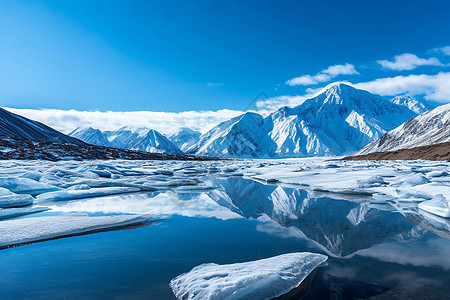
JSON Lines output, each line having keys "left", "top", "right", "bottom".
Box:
{"left": 418, "top": 195, "right": 450, "bottom": 218}
{"left": 0, "top": 194, "right": 34, "bottom": 208}
{"left": 0, "top": 157, "right": 448, "bottom": 252}
{"left": 0, "top": 214, "right": 153, "bottom": 249}
{"left": 0, "top": 177, "right": 59, "bottom": 195}
{"left": 0, "top": 206, "right": 50, "bottom": 219}
{"left": 170, "top": 252, "right": 327, "bottom": 300}
{"left": 36, "top": 187, "right": 140, "bottom": 202}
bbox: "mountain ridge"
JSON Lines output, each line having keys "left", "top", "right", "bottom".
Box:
{"left": 69, "top": 126, "right": 183, "bottom": 154}
{"left": 0, "top": 107, "right": 85, "bottom": 145}
{"left": 189, "top": 83, "right": 422, "bottom": 157}
{"left": 353, "top": 103, "right": 450, "bottom": 155}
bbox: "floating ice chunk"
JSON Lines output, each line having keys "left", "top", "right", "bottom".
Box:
{"left": 36, "top": 187, "right": 140, "bottom": 202}
{"left": 357, "top": 175, "right": 387, "bottom": 188}
{"left": 0, "top": 206, "right": 49, "bottom": 220}
{"left": 0, "top": 194, "right": 33, "bottom": 208}
{"left": 67, "top": 184, "right": 91, "bottom": 190}
{"left": 252, "top": 175, "right": 280, "bottom": 183}
{"left": 418, "top": 195, "right": 450, "bottom": 218}
{"left": 170, "top": 252, "right": 327, "bottom": 300}
{"left": 399, "top": 173, "right": 429, "bottom": 186}
{"left": 0, "top": 177, "right": 59, "bottom": 195}
{"left": 89, "top": 169, "right": 112, "bottom": 178}
{"left": 21, "top": 171, "right": 43, "bottom": 181}
{"left": 371, "top": 193, "right": 395, "bottom": 203}
{"left": 0, "top": 214, "right": 153, "bottom": 249}
{"left": 0, "top": 187, "right": 12, "bottom": 196}
{"left": 154, "top": 170, "right": 174, "bottom": 176}
{"left": 427, "top": 171, "right": 449, "bottom": 178}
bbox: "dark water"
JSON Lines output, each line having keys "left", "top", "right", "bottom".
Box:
{"left": 0, "top": 177, "right": 449, "bottom": 299}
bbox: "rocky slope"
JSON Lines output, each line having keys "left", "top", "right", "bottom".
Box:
{"left": 0, "top": 107, "right": 85, "bottom": 145}
{"left": 353, "top": 103, "right": 450, "bottom": 155}
{"left": 345, "top": 142, "right": 450, "bottom": 161}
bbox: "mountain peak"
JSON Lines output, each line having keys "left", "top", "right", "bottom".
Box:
{"left": 388, "top": 95, "right": 429, "bottom": 115}
{"left": 316, "top": 81, "right": 355, "bottom": 96}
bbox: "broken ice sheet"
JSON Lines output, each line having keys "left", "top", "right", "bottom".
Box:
{"left": 0, "top": 206, "right": 49, "bottom": 220}
{"left": 0, "top": 177, "right": 59, "bottom": 195}
{"left": 0, "top": 193, "right": 33, "bottom": 208}
{"left": 36, "top": 187, "right": 140, "bottom": 202}
{"left": 418, "top": 195, "right": 450, "bottom": 218}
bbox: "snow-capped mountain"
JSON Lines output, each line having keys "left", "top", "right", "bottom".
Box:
{"left": 69, "top": 126, "right": 183, "bottom": 154}
{"left": 188, "top": 112, "right": 268, "bottom": 156}
{"left": 0, "top": 107, "right": 85, "bottom": 145}
{"left": 353, "top": 103, "right": 450, "bottom": 155}
{"left": 69, "top": 127, "right": 110, "bottom": 147}
{"left": 167, "top": 127, "right": 201, "bottom": 152}
{"left": 107, "top": 127, "right": 183, "bottom": 154}
{"left": 388, "top": 95, "right": 430, "bottom": 115}
{"left": 190, "top": 83, "right": 421, "bottom": 157}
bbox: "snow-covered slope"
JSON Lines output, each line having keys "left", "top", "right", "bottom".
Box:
{"left": 167, "top": 127, "right": 201, "bottom": 152}
{"left": 188, "top": 112, "right": 270, "bottom": 157}
{"left": 190, "top": 83, "right": 420, "bottom": 157}
{"left": 107, "top": 127, "right": 183, "bottom": 154}
{"left": 388, "top": 95, "right": 430, "bottom": 115}
{"left": 0, "top": 107, "right": 85, "bottom": 145}
{"left": 353, "top": 103, "right": 450, "bottom": 155}
{"left": 68, "top": 127, "right": 110, "bottom": 147}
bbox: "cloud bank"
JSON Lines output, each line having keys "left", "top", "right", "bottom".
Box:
{"left": 6, "top": 108, "right": 243, "bottom": 135}
{"left": 354, "top": 72, "right": 450, "bottom": 102}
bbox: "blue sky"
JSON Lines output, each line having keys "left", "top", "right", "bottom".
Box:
{"left": 1, "top": 0, "right": 450, "bottom": 120}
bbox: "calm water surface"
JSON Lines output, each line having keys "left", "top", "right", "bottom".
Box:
{"left": 0, "top": 177, "right": 449, "bottom": 299}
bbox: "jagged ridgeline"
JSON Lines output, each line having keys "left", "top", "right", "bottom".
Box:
{"left": 188, "top": 83, "right": 427, "bottom": 157}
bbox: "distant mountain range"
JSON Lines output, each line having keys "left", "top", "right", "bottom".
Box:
{"left": 0, "top": 108, "right": 204, "bottom": 161}
{"left": 187, "top": 83, "right": 426, "bottom": 157}
{"left": 2, "top": 82, "right": 445, "bottom": 160}
{"left": 69, "top": 126, "right": 205, "bottom": 155}
{"left": 353, "top": 103, "right": 450, "bottom": 156}
{"left": 167, "top": 127, "right": 202, "bottom": 152}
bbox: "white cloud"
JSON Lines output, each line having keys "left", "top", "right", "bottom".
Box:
{"left": 321, "top": 63, "right": 359, "bottom": 76}
{"left": 5, "top": 108, "right": 244, "bottom": 135}
{"left": 255, "top": 95, "right": 309, "bottom": 112}
{"left": 431, "top": 46, "right": 450, "bottom": 56}
{"left": 286, "top": 74, "right": 330, "bottom": 86}
{"left": 286, "top": 63, "right": 358, "bottom": 86}
{"left": 377, "top": 53, "right": 443, "bottom": 71}
{"left": 354, "top": 71, "right": 450, "bottom": 102}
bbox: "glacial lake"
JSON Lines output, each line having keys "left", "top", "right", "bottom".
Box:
{"left": 0, "top": 159, "right": 449, "bottom": 299}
